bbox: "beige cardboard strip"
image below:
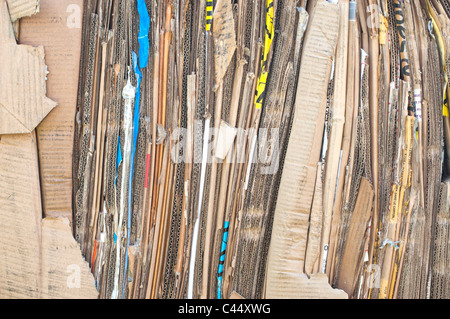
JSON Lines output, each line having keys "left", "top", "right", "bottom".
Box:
{"left": 336, "top": 177, "right": 374, "bottom": 295}
{"left": 0, "top": 133, "right": 43, "bottom": 298}
{"left": 266, "top": 0, "right": 341, "bottom": 298}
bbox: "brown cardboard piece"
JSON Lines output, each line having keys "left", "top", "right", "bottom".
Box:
{"left": 0, "top": 0, "right": 57, "bottom": 135}
{"left": 266, "top": 1, "right": 341, "bottom": 298}
{"left": 19, "top": 0, "right": 83, "bottom": 220}
{"left": 213, "top": 0, "right": 236, "bottom": 84}
{"left": 0, "top": 133, "right": 97, "bottom": 299}
{"left": 336, "top": 177, "right": 373, "bottom": 295}
{"left": 6, "top": 0, "right": 39, "bottom": 21}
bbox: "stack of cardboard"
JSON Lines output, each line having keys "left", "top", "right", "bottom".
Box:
{"left": 2, "top": 0, "right": 450, "bottom": 300}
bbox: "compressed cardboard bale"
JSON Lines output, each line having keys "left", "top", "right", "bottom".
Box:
{"left": 18, "top": 0, "right": 83, "bottom": 220}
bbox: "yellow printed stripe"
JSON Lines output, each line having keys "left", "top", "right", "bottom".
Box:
{"left": 206, "top": 0, "right": 214, "bottom": 31}
{"left": 426, "top": 0, "right": 449, "bottom": 118}
{"left": 255, "top": 71, "right": 268, "bottom": 109}
{"left": 255, "top": 0, "right": 274, "bottom": 109}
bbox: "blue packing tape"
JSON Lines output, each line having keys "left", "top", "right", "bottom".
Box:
{"left": 136, "top": 0, "right": 150, "bottom": 69}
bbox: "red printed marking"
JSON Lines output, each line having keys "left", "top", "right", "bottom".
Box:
{"left": 144, "top": 153, "right": 151, "bottom": 188}
{"left": 91, "top": 240, "right": 98, "bottom": 272}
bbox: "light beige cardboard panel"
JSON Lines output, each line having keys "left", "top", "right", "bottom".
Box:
{"left": 0, "top": 0, "right": 57, "bottom": 135}
{"left": 266, "top": 0, "right": 341, "bottom": 298}
{"left": 41, "top": 217, "right": 98, "bottom": 299}
{"left": 19, "top": 0, "right": 83, "bottom": 220}
{"left": 0, "top": 133, "right": 97, "bottom": 299}
{"left": 265, "top": 273, "right": 347, "bottom": 299}
{"left": 0, "top": 133, "right": 43, "bottom": 298}
{"left": 6, "top": 0, "right": 39, "bottom": 21}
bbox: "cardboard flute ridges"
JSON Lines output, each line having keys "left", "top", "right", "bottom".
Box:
{"left": 265, "top": 0, "right": 342, "bottom": 299}
{"left": 6, "top": 0, "right": 39, "bottom": 21}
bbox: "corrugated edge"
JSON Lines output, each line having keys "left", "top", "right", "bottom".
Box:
{"left": 6, "top": 0, "right": 39, "bottom": 22}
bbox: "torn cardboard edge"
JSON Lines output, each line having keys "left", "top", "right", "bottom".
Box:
{"left": 6, "top": 0, "right": 39, "bottom": 22}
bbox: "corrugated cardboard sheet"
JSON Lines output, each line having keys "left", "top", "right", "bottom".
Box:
{"left": 266, "top": 1, "right": 344, "bottom": 298}
{"left": 19, "top": 0, "right": 83, "bottom": 220}
{"left": 0, "top": 134, "right": 97, "bottom": 299}
{"left": 0, "top": 0, "right": 57, "bottom": 135}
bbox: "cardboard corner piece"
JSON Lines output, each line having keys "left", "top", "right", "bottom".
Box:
{"left": 0, "top": 133, "right": 97, "bottom": 299}
{"left": 0, "top": 0, "right": 57, "bottom": 135}
{"left": 6, "top": 0, "right": 39, "bottom": 21}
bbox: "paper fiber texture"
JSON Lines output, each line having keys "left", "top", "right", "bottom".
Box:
{"left": 0, "top": 134, "right": 97, "bottom": 299}
{"left": 0, "top": 0, "right": 57, "bottom": 135}
{"left": 19, "top": 0, "right": 83, "bottom": 219}
{"left": 6, "top": 0, "right": 39, "bottom": 21}
{"left": 266, "top": 0, "right": 340, "bottom": 298}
